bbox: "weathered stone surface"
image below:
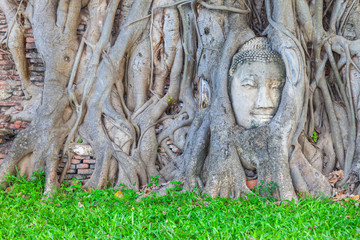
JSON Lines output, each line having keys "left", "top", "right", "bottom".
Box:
{"left": 77, "top": 169, "right": 94, "bottom": 175}
{"left": 64, "top": 174, "right": 88, "bottom": 180}
{"left": 83, "top": 159, "right": 96, "bottom": 164}
{"left": 69, "top": 144, "right": 93, "bottom": 156}
{"left": 0, "top": 89, "right": 12, "bottom": 100}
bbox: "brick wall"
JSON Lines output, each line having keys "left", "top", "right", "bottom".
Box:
{"left": 59, "top": 155, "right": 95, "bottom": 182}
{"left": 0, "top": 11, "right": 94, "bottom": 184}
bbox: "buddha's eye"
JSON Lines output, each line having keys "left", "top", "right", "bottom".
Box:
{"left": 241, "top": 79, "right": 257, "bottom": 88}
{"left": 269, "top": 79, "right": 285, "bottom": 89}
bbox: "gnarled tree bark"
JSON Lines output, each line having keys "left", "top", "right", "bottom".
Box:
{"left": 1, "top": 0, "right": 360, "bottom": 201}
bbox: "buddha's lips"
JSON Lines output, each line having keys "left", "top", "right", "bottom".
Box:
{"left": 251, "top": 114, "right": 274, "bottom": 121}
{"left": 250, "top": 109, "right": 275, "bottom": 116}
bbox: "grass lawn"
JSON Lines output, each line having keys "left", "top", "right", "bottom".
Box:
{"left": 0, "top": 171, "right": 359, "bottom": 239}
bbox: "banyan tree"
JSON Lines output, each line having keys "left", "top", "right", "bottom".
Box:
{"left": 1, "top": 0, "right": 360, "bottom": 201}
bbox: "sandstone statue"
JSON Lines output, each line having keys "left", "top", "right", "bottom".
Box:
{"left": 229, "top": 37, "right": 285, "bottom": 130}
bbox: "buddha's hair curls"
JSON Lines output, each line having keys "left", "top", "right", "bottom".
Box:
{"left": 229, "top": 37, "right": 285, "bottom": 77}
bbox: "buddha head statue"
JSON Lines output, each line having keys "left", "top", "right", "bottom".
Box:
{"left": 229, "top": 37, "right": 286, "bottom": 129}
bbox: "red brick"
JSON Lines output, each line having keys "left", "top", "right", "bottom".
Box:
{"left": 8, "top": 80, "right": 21, "bottom": 85}
{"left": 66, "top": 169, "right": 76, "bottom": 174}
{"left": 0, "top": 70, "right": 10, "bottom": 75}
{"left": 0, "top": 60, "right": 11, "bottom": 65}
{"left": 77, "top": 25, "right": 85, "bottom": 30}
{"left": 70, "top": 159, "right": 81, "bottom": 164}
{"left": 29, "top": 66, "right": 45, "bottom": 72}
{"left": 0, "top": 79, "right": 9, "bottom": 84}
{"left": 0, "top": 154, "right": 6, "bottom": 158}
{"left": 76, "top": 164, "right": 89, "bottom": 169}
{"left": 30, "top": 76, "right": 43, "bottom": 81}
{"left": 26, "top": 43, "right": 36, "bottom": 49}
{"left": 29, "top": 58, "right": 43, "bottom": 64}
{"left": 9, "top": 96, "right": 25, "bottom": 101}
{"left": 83, "top": 159, "right": 96, "bottom": 164}
{"left": 0, "top": 85, "right": 11, "bottom": 91}
{"left": 73, "top": 155, "right": 84, "bottom": 160}
{"left": 26, "top": 52, "right": 39, "bottom": 58}
{"left": 0, "top": 65, "right": 13, "bottom": 70}
{"left": 30, "top": 71, "right": 43, "bottom": 76}
{"left": 26, "top": 37, "right": 35, "bottom": 43}
{"left": 58, "top": 163, "right": 65, "bottom": 168}
{"left": 77, "top": 169, "right": 93, "bottom": 175}
{"left": 0, "top": 102, "right": 17, "bottom": 106}
{"left": 8, "top": 76, "right": 20, "bottom": 81}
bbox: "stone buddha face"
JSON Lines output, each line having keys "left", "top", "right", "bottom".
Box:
{"left": 229, "top": 37, "right": 286, "bottom": 129}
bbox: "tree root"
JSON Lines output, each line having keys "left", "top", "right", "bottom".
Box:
{"left": 289, "top": 143, "right": 332, "bottom": 197}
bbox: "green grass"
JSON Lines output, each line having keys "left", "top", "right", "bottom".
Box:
{"left": 0, "top": 171, "right": 359, "bottom": 239}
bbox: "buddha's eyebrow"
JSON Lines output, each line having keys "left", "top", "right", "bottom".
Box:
{"left": 240, "top": 77, "right": 257, "bottom": 83}
{"left": 267, "top": 78, "right": 285, "bottom": 83}
{"left": 240, "top": 74, "right": 257, "bottom": 80}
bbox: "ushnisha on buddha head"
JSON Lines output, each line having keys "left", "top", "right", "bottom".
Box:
{"left": 229, "top": 37, "right": 286, "bottom": 129}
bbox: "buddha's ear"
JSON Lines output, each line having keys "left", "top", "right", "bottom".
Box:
{"left": 281, "top": 47, "right": 302, "bottom": 86}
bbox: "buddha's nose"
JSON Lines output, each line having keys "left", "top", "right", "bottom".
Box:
{"left": 256, "top": 86, "right": 275, "bottom": 109}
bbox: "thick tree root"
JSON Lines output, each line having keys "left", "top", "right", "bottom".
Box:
{"left": 0, "top": 109, "right": 70, "bottom": 197}
{"left": 290, "top": 144, "right": 332, "bottom": 197}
